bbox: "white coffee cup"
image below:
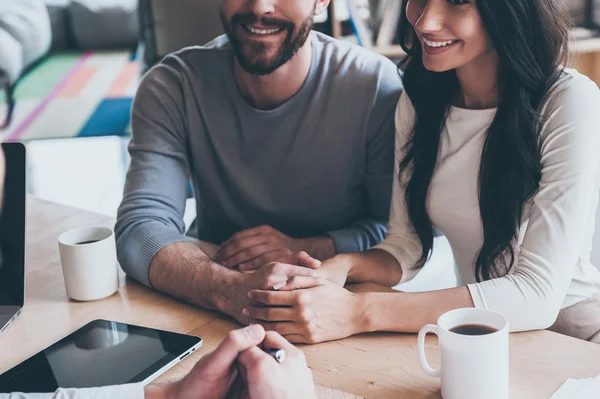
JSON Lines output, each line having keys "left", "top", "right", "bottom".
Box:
{"left": 58, "top": 227, "right": 119, "bottom": 301}
{"left": 417, "top": 308, "right": 509, "bottom": 399}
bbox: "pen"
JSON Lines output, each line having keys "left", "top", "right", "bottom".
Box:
{"left": 265, "top": 348, "right": 286, "bottom": 363}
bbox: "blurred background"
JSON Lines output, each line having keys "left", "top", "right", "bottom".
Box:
{"left": 0, "top": 0, "right": 598, "bottom": 223}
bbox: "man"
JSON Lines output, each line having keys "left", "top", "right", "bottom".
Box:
{"left": 115, "top": 0, "right": 402, "bottom": 323}
{"left": 5, "top": 325, "right": 316, "bottom": 398}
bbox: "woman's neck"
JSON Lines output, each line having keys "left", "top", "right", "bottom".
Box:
{"left": 454, "top": 50, "right": 501, "bottom": 109}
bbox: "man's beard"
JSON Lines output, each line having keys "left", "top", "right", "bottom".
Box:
{"left": 220, "top": 10, "right": 315, "bottom": 76}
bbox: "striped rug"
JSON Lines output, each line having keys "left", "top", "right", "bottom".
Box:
{"left": 0, "top": 50, "right": 139, "bottom": 142}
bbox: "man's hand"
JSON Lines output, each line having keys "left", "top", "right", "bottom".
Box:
{"left": 215, "top": 225, "right": 335, "bottom": 270}
{"left": 245, "top": 277, "right": 366, "bottom": 344}
{"left": 233, "top": 331, "right": 317, "bottom": 399}
{"left": 144, "top": 324, "right": 267, "bottom": 399}
{"left": 229, "top": 261, "right": 319, "bottom": 325}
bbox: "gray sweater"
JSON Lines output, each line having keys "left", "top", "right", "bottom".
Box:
{"left": 116, "top": 32, "right": 403, "bottom": 287}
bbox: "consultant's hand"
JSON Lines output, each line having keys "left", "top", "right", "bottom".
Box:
{"left": 230, "top": 260, "right": 319, "bottom": 325}
{"left": 233, "top": 331, "right": 317, "bottom": 399}
{"left": 144, "top": 324, "right": 267, "bottom": 399}
{"left": 246, "top": 277, "right": 365, "bottom": 344}
{"left": 215, "top": 225, "right": 304, "bottom": 270}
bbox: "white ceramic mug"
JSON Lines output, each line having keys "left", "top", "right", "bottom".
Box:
{"left": 417, "top": 308, "right": 509, "bottom": 399}
{"left": 58, "top": 227, "right": 119, "bottom": 301}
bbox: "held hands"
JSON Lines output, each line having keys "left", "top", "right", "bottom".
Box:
{"left": 229, "top": 252, "right": 359, "bottom": 343}
{"left": 246, "top": 275, "right": 364, "bottom": 344}
{"left": 215, "top": 225, "right": 306, "bottom": 270}
{"left": 230, "top": 253, "right": 321, "bottom": 324}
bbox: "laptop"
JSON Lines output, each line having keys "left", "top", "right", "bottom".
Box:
{"left": 0, "top": 143, "right": 26, "bottom": 333}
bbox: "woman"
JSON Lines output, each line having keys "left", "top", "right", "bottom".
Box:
{"left": 244, "top": 0, "right": 600, "bottom": 344}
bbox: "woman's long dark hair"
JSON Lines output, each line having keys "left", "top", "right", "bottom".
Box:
{"left": 398, "top": 0, "right": 571, "bottom": 281}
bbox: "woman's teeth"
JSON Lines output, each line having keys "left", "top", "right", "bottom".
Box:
{"left": 423, "top": 38, "right": 457, "bottom": 48}
{"left": 244, "top": 25, "right": 283, "bottom": 35}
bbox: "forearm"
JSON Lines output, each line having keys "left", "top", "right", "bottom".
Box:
{"left": 297, "top": 236, "right": 336, "bottom": 260}
{"left": 149, "top": 241, "right": 242, "bottom": 316}
{"left": 327, "top": 249, "right": 403, "bottom": 286}
{"left": 356, "top": 286, "right": 474, "bottom": 333}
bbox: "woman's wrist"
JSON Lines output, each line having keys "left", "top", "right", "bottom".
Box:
{"left": 352, "top": 292, "right": 378, "bottom": 334}
{"left": 317, "top": 254, "right": 354, "bottom": 286}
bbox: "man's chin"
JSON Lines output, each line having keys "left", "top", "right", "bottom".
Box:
{"left": 236, "top": 51, "right": 286, "bottom": 76}
{"left": 237, "top": 60, "right": 282, "bottom": 76}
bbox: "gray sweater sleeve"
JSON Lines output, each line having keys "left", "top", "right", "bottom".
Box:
{"left": 325, "top": 63, "right": 402, "bottom": 254}
{"left": 115, "top": 61, "right": 192, "bottom": 287}
{"left": 2, "top": 383, "right": 145, "bottom": 399}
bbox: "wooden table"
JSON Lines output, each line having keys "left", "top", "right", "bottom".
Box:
{"left": 2, "top": 197, "right": 600, "bottom": 398}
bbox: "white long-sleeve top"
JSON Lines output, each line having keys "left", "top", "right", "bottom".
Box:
{"left": 375, "top": 69, "right": 600, "bottom": 331}
{"left": 1, "top": 383, "right": 144, "bottom": 399}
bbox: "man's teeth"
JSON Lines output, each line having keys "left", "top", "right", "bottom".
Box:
{"left": 244, "top": 25, "right": 282, "bottom": 35}
{"left": 423, "top": 38, "right": 456, "bottom": 48}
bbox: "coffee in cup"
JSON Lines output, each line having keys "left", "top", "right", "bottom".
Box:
{"left": 58, "top": 227, "right": 119, "bottom": 301}
{"left": 417, "top": 308, "right": 509, "bottom": 399}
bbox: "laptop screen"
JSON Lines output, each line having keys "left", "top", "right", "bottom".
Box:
{"left": 0, "top": 143, "right": 26, "bottom": 329}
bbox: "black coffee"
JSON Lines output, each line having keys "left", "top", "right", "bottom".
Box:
{"left": 75, "top": 240, "right": 100, "bottom": 245}
{"left": 449, "top": 324, "right": 498, "bottom": 336}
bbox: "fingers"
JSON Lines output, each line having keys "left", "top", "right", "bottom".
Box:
{"left": 220, "top": 226, "right": 271, "bottom": 250}
{"left": 277, "top": 251, "right": 321, "bottom": 269}
{"left": 253, "top": 321, "right": 299, "bottom": 336}
{"left": 236, "top": 345, "right": 276, "bottom": 374}
{"left": 222, "top": 243, "right": 273, "bottom": 268}
{"left": 262, "top": 331, "right": 300, "bottom": 354}
{"left": 274, "top": 276, "right": 328, "bottom": 292}
{"left": 257, "top": 263, "right": 316, "bottom": 290}
{"left": 297, "top": 251, "right": 321, "bottom": 269}
{"left": 216, "top": 236, "right": 271, "bottom": 265}
{"left": 239, "top": 249, "right": 292, "bottom": 271}
{"left": 197, "top": 324, "right": 265, "bottom": 374}
{"left": 249, "top": 290, "right": 297, "bottom": 305}
{"left": 282, "top": 334, "right": 311, "bottom": 344}
{"left": 244, "top": 306, "right": 296, "bottom": 322}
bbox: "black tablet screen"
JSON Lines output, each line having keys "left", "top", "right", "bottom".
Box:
{"left": 0, "top": 320, "right": 201, "bottom": 392}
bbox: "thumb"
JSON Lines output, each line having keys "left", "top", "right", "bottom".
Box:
{"left": 236, "top": 345, "right": 275, "bottom": 378}
{"left": 297, "top": 251, "right": 321, "bottom": 269}
{"left": 276, "top": 276, "right": 328, "bottom": 291}
{"left": 192, "top": 324, "right": 266, "bottom": 376}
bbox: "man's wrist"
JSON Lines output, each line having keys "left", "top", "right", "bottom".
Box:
{"left": 215, "top": 270, "right": 245, "bottom": 316}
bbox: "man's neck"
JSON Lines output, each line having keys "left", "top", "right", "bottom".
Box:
{"left": 233, "top": 38, "right": 313, "bottom": 110}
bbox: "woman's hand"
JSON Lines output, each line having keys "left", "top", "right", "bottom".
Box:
{"left": 246, "top": 277, "right": 367, "bottom": 344}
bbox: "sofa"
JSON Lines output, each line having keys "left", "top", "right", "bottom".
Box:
{"left": 0, "top": 0, "right": 140, "bottom": 130}
{"left": 0, "top": 0, "right": 52, "bottom": 128}
{"left": 46, "top": 0, "right": 140, "bottom": 50}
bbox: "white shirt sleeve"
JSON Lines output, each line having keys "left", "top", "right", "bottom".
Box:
{"left": 1, "top": 383, "right": 145, "bottom": 399}
{"left": 373, "top": 92, "right": 424, "bottom": 284}
{"left": 467, "top": 73, "right": 600, "bottom": 331}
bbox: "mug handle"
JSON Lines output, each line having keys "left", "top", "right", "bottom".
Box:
{"left": 417, "top": 324, "right": 442, "bottom": 378}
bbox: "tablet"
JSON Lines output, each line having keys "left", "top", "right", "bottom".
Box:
{"left": 0, "top": 319, "right": 203, "bottom": 393}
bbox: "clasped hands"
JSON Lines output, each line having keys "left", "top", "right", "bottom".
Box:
{"left": 214, "top": 227, "right": 364, "bottom": 344}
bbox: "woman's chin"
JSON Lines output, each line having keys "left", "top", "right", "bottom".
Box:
{"left": 422, "top": 58, "right": 454, "bottom": 73}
